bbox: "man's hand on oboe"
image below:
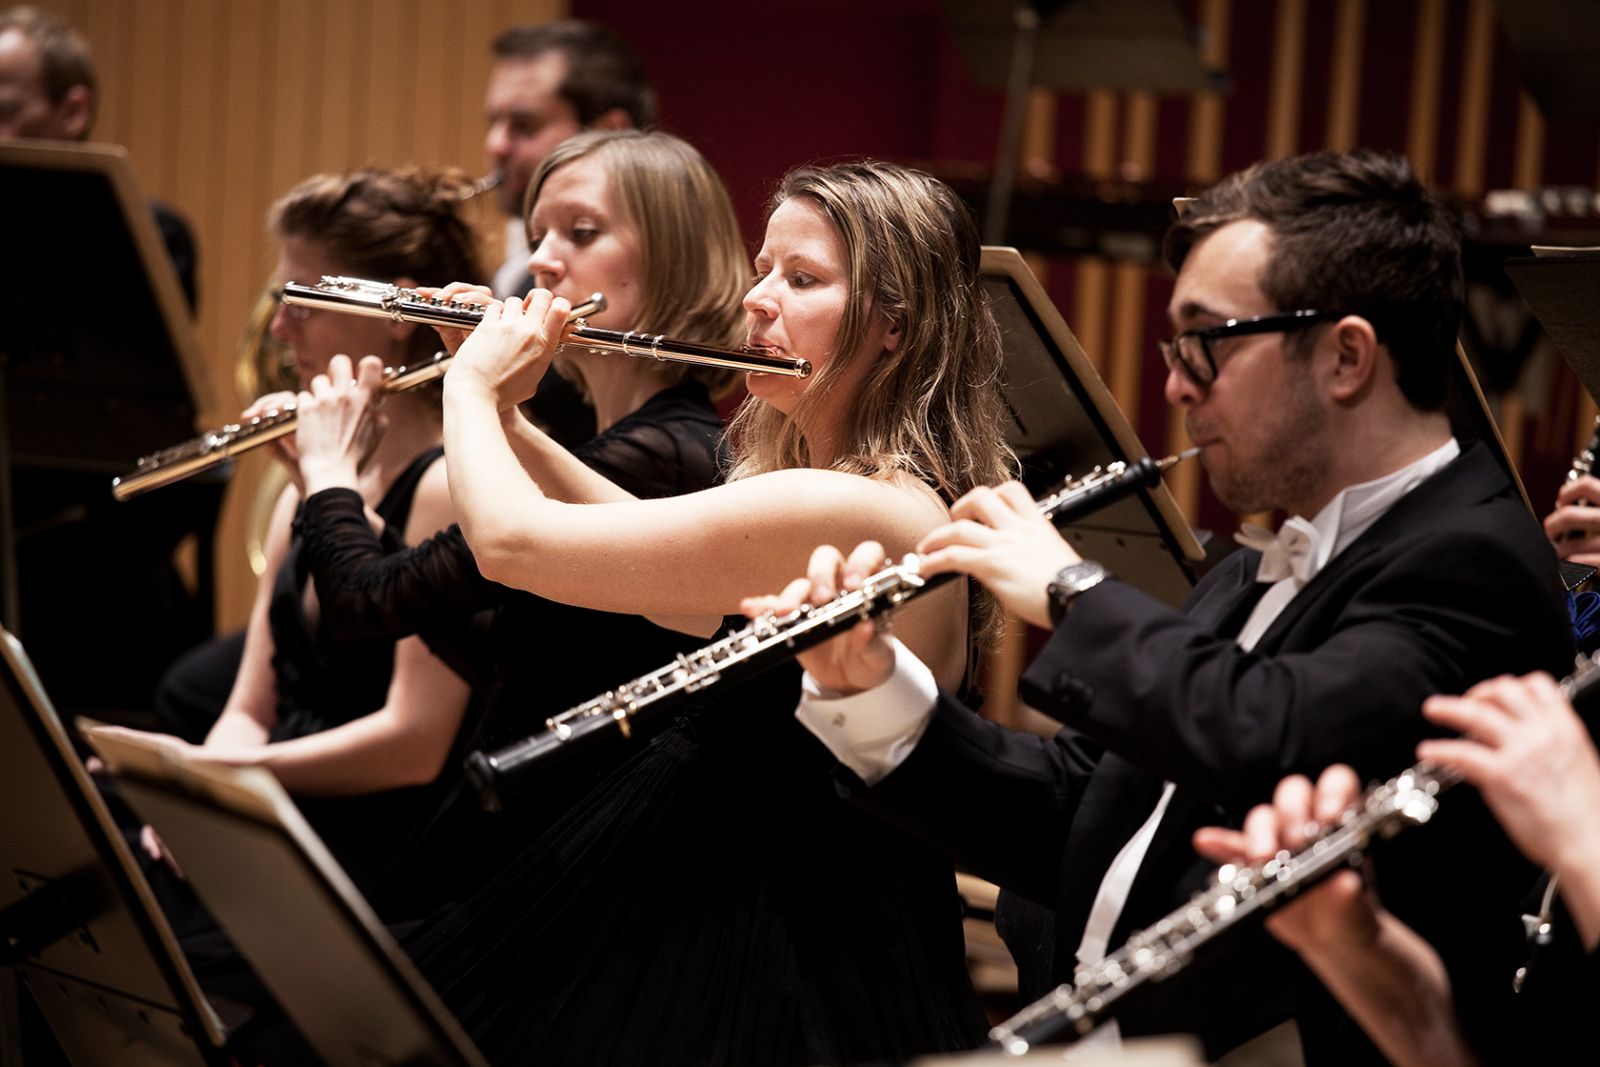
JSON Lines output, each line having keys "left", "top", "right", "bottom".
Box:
{"left": 918, "top": 481, "right": 1081, "bottom": 630}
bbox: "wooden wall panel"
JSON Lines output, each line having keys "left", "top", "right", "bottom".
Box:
{"left": 26, "top": 0, "right": 564, "bottom": 628}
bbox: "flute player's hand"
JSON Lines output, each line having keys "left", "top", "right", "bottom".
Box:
{"left": 740, "top": 541, "right": 898, "bottom": 697}
{"left": 418, "top": 282, "right": 497, "bottom": 357}
{"left": 444, "top": 289, "right": 568, "bottom": 411}
{"left": 296, "top": 353, "right": 387, "bottom": 497}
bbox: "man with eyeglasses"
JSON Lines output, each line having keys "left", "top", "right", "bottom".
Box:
{"left": 753, "top": 150, "right": 1572, "bottom": 1064}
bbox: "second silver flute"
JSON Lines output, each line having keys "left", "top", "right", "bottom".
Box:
{"left": 282, "top": 276, "right": 812, "bottom": 378}
{"left": 464, "top": 450, "right": 1197, "bottom": 811}
{"left": 111, "top": 291, "right": 607, "bottom": 501}
{"left": 986, "top": 652, "right": 1600, "bottom": 1054}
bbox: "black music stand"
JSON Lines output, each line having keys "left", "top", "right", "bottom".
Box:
{"left": 983, "top": 247, "right": 1203, "bottom": 606}
{"left": 0, "top": 141, "right": 221, "bottom": 714}
{"left": 1505, "top": 248, "right": 1600, "bottom": 591}
{"left": 0, "top": 624, "right": 229, "bottom": 1066}
{"left": 82, "top": 726, "right": 491, "bottom": 1067}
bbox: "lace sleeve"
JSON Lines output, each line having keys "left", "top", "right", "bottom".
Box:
{"left": 574, "top": 414, "right": 723, "bottom": 500}
{"left": 294, "top": 488, "right": 505, "bottom": 644}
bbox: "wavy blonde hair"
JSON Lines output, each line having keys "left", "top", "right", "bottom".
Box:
{"left": 527, "top": 130, "right": 748, "bottom": 395}
{"left": 727, "top": 161, "right": 1015, "bottom": 641}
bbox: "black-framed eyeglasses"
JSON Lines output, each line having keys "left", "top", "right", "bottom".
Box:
{"left": 1159, "top": 309, "right": 1342, "bottom": 388}
{"left": 268, "top": 286, "right": 315, "bottom": 322}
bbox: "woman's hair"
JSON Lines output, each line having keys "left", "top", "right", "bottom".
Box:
{"left": 526, "top": 129, "right": 748, "bottom": 395}
{"left": 268, "top": 168, "right": 485, "bottom": 365}
{"left": 727, "top": 160, "right": 1015, "bottom": 642}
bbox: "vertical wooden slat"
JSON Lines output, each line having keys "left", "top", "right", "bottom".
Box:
{"left": 1512, "top": 91, "right": 1545, "bottom": 192}
{"left": 1107, "top": 92, "right": 1157, "bottom": 423}
{"left": 1071, "top": 90, "right": 1118, "bottom": 376}
{"left": 1264, "top": 0, "right": 1306, "bottom": 160}
{"left": 1451, "top": 0, "right": 1496, "bottom": 197}
{"left": 1324, "top": 0, "right": 1365, "bottom": 151}
{"left": 1169, "top": 0, "right": 1233, "bottom": 521}
{"left": 1405, "top": 0, "right": 1446, "bottom": 178}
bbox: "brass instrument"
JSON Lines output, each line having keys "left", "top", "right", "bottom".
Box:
{"left": 986, "top": 653, "right": 1600, "bottom": 1054}
{"left": 110, "top": 292, "right": 605, "bottom": 502}
{"left": 464, "top": 450, "right": 1199, "bottom": 811}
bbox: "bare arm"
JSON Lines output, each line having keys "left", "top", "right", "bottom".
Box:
{"left": 441, "top": 295, "right": 961, "bottom": 667}
{"left": 204, "top": 487, "right": 300, "bottom": 749}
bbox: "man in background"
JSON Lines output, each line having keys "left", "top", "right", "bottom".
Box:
{"left": 482, "top": 21, "right": 657, "bottom": 446}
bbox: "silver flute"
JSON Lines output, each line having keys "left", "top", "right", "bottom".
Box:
{"left": 110, "top": 289, "right": 607, "bottom": 501}
{"left": 281, "top": 277, "right": 812, "bottom": 378}
{"left": 463, "top": 450, "right": 1198, "bottom": 811}
{"left": 987, "top": 653, "right": 1600, "bottom": 1054}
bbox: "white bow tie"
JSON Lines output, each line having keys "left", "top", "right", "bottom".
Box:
{"left": 1235, "top": 518, "right": 1321, "bottom": 584}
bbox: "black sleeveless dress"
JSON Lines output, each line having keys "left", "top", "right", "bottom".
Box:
{"left": 400, "top": 664, "right": 986, "bottom": 1062}
{"left": 263, "top": 445, "right": 459, "bottom": 905}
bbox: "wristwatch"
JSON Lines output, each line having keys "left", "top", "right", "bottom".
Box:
{"left": 1046, "top": 561, "right": 1110, "bottom": 626}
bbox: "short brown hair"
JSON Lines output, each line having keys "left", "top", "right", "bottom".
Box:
{"left": 1164, "top": 150, "right": 1462, "bottom": 411}
{"left": 269, "top": 168, "right": 485, "bottom": 365}
{"left": 492, "top": 21, "right": 655, "bottom": 129}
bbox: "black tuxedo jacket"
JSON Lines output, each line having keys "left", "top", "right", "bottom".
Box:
{"left": 858, "top": 444, "right": 1573, "bottom": 1062}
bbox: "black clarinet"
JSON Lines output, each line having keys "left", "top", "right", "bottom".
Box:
{"left": 464, "top": 450, "right": 1196, "bottom": 811}
{"left": 1558, "top": 415, "right": 1600, "bottom": 591}
{"left": 986, "top": 653, "right": 1600, "bottom": 1054}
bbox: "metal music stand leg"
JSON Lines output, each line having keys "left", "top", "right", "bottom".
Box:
{"left": 983, "top": 1, "right": 1044, "bottom": 245}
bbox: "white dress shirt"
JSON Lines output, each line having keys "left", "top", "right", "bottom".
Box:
{"left": 794, "top": 437, "right": 1462, "bottom": 1052}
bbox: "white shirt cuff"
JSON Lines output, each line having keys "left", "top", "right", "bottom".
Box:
{"left": 793, "top": 636, "right": 939, "bottom": 785}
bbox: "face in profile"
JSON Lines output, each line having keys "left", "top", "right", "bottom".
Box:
{"left": 526, "top": 154, "right": 645, "bottom": 333}
{"left": 743, "top": 196, "right": 897, "bottom": 421}
{"left": 270, "top": 237, "right": 409, "bottom": 386}
{"left": 1163, "top": 219, "right": 1327, "bottom": 515}
{"left": 483, "top": 53, "right": 582, "bottom": 218}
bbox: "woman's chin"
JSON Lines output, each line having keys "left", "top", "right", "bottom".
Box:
{"left": 743, "top": 371, "right": 792, "bottom": 412}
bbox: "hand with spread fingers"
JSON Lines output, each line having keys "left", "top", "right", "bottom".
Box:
{"left": 740, "top": 541, "right": 899, "bottom": 697}
{"left": 1194, "top": 765, "right": 1477, "bottom": 1067}
{"left": 1420, "top": 672, "right": 1600, "bottom": 949}
{"left": 445, "top": 289, "right": 569, "bottom": 411}
{"left": 916, "top": 481, "right": 1082, "bottom": 629}
{"left": 295, "top": 353, "right": 388, "bottom": 497}
{"left": 1544, "top": 474, "right": 1600, "bottom": 565}
{"left": 1192, "top": 765, "right": 1378, "bottom": 954}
